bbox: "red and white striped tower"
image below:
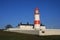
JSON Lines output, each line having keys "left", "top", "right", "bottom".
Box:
{"left": 34, "top": 7, "right": 40, "bottom": 30}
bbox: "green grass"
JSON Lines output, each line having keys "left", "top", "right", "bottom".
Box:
{"left": 0, "top": 30, "right": 60, "bottom": 40}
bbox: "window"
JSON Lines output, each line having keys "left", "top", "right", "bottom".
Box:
{"left": 42, "top": 31, "right": 45, "bottom": 33}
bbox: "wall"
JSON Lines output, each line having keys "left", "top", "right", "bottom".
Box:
{"left": 39, "top": 29, "right": 60, "bottom": 36}
{"left": 19, "top": 25, "right": 33, "bottom": 30}
{"left": 5, "top": 30, "right": 39, "bottom": 35}
{"left": 4, "top": 25, "right": 60, "bottom": 36}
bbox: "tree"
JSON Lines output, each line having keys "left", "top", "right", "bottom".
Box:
{"left": 27, "top": 22, "right": 29, "bottom": 25}
{"left": 5, "top": 24, "right": 13, "bottom": 29}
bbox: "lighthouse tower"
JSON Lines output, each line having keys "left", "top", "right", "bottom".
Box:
{"left": 34, "top": 8, "right": 40, "bottom": 30}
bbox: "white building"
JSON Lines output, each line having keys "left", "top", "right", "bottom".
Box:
{"left": 6, "top": 23, "right": 45, "bottom": 31}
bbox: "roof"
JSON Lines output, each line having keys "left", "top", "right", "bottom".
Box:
{"left": 20, "top": 24, "right": 34, "bottom": 26}
{"left": 20, "top": 24, "right": 45, "bottom": 26}
{"left": 18, "top": 22, "right": 45, "bottom": 26}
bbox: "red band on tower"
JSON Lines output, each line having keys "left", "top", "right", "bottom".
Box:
{"left": 35, "top": 8, "right": 39, "bottom": 10}
{"left": 34, "top": 20, "right": 40, "bottom": 24}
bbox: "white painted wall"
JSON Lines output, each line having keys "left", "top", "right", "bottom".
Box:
{"left": 39, "top": 29, "right": 60, "bottom": 36}
{"left": 4, "top": 25, "right": 60, "bottom": 36}
{"left": 6, "top": 28, "right": 21, "bottom": 31}
{"left": 6, "top": 25, "right": 34, "bottom": 31}
{"left": 40, "top": 26, "right": 46, "bottom": 31}
{"left": 19, "top": 25, "right": 33, "bottom": 30}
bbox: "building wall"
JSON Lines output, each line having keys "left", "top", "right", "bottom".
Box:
{"left": 6, "top": 28, "right": 21, "bottom": 30}
{"left": 7, "top": 30, "right": 39, "bottom": 35}
{"left": 19, "top": 25, "right": 33, "bottom": 30}
{"left": 6, "top": 25, "right": 34, "bottom": 30}
{"left": 39, "top": 29, "right": 60, "bottom": 35}
{"left": 40, "top": 26, "right": 46, "bottom": 30}
{"left": 5, "top": 25, "right": 60, "bottom": 36}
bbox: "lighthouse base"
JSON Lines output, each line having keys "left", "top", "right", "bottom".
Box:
{"left": 34, "top": 27, "right": 40, "bottom": 30}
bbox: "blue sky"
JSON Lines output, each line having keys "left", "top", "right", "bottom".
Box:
{"left": 0, "top": 0, "right": 60, "bottom": 29}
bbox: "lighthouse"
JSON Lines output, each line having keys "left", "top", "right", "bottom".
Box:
{"left": 34, "top": 8, "right": 40, "bottom": 30}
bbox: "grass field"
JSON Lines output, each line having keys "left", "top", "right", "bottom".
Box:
{"left": 0, "top": 30, "right": 60, "bottom": 40}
